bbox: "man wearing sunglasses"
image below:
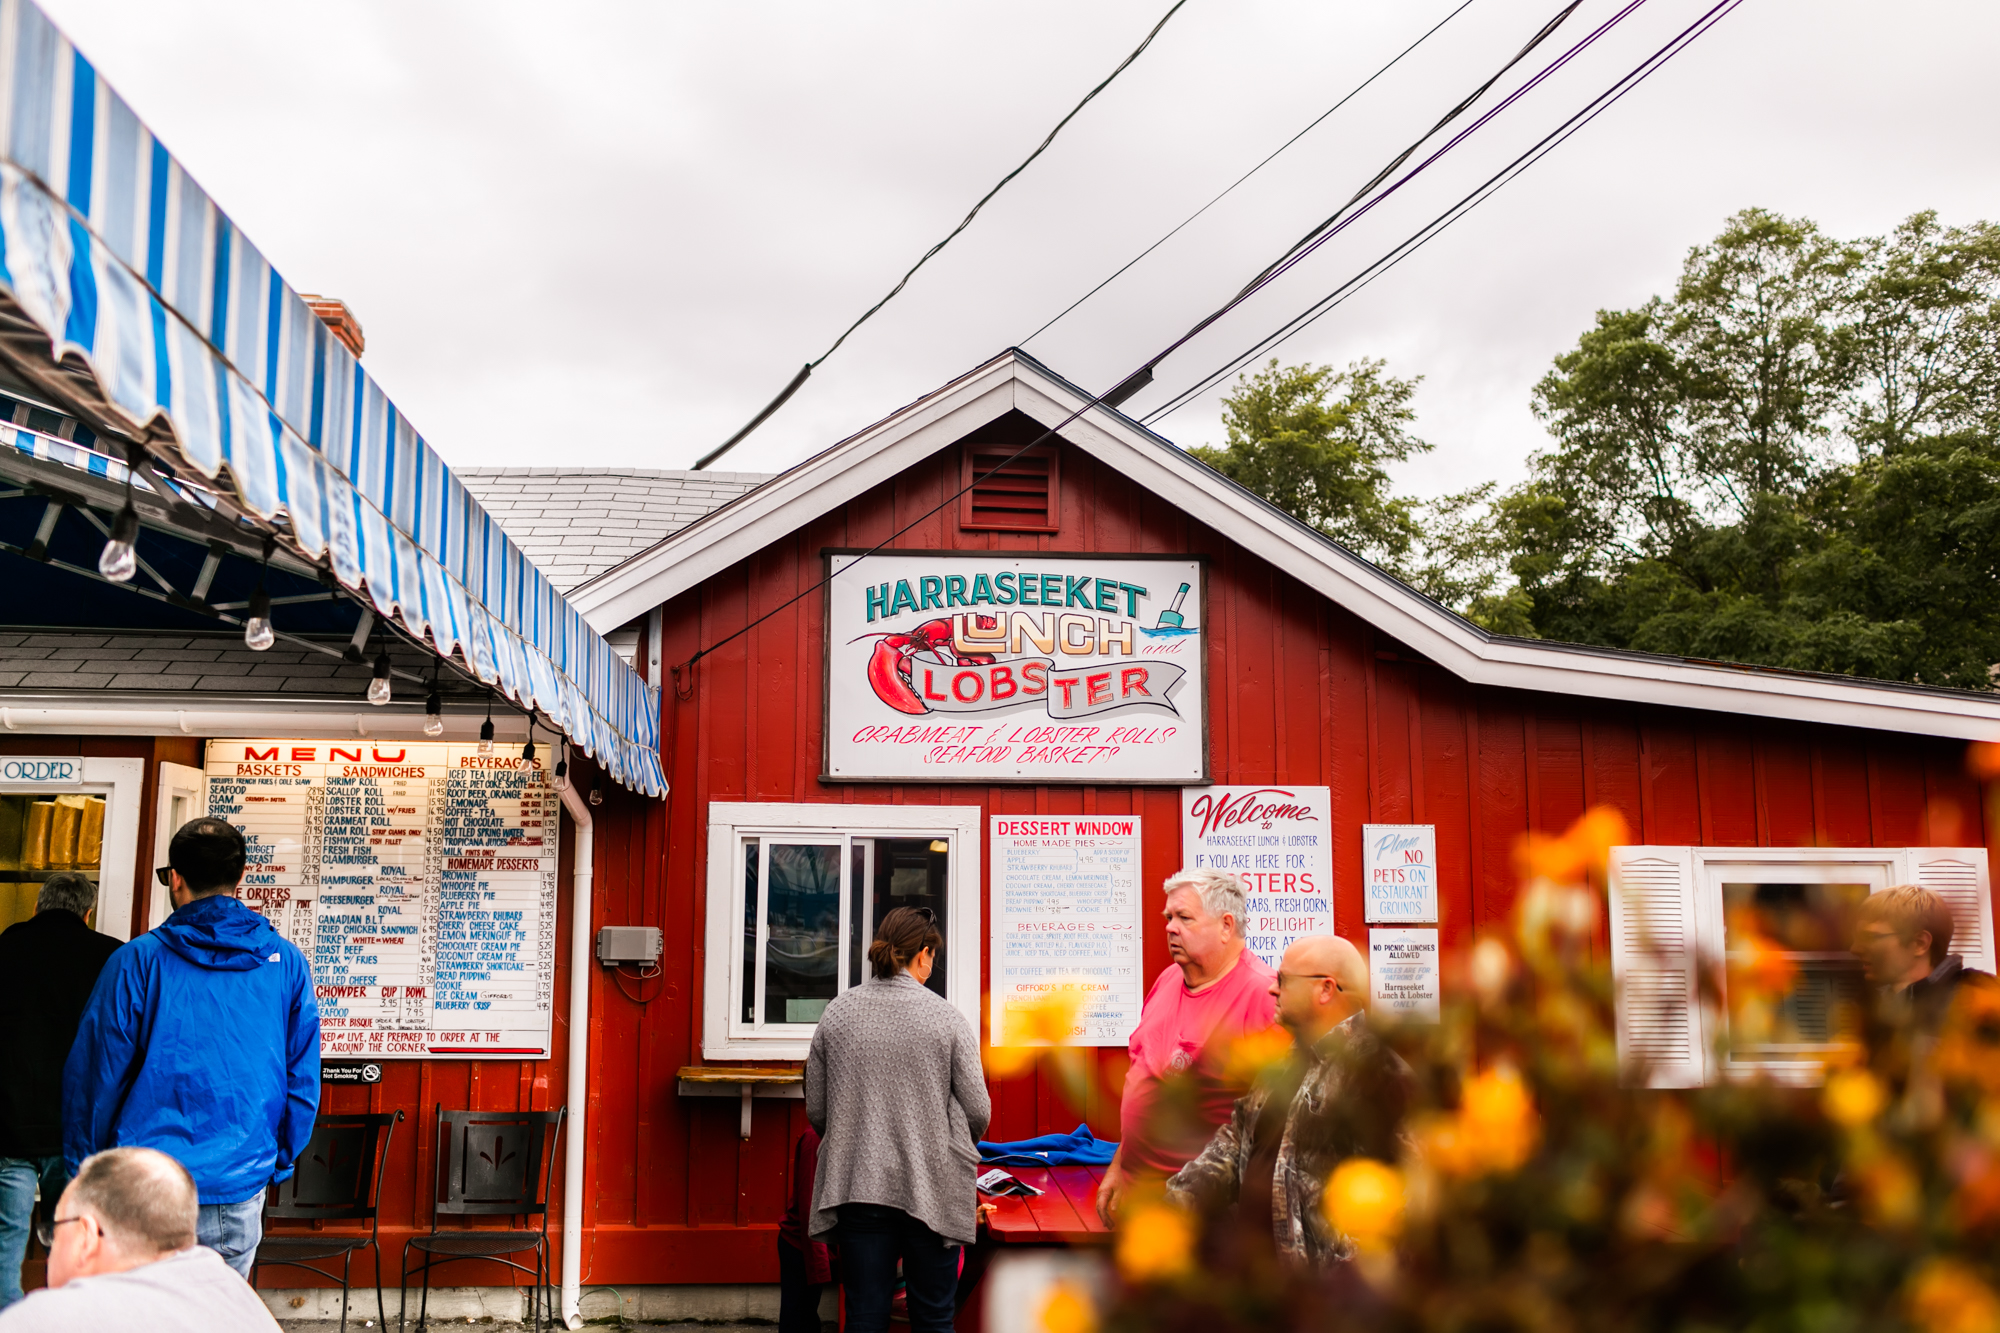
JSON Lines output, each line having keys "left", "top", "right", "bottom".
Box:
{"left": 0, "top": 1146, "right": 276, "bottom": 1329}
{"left": 1165, "top": 934, "right": 1413, "bottom": 1271}
{"left": 62, "top": 818, "right": 319, "bottom": 1280}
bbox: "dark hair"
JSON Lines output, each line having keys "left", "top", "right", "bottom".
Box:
{"left": 168, "top": 817, "right": 246, "bottom": 895}
{"left": 869, "top": 906, "right": 943, "bottom": 980}
{"left": 37, "top": 869, "right": 96, "bottom": 917}
{"left": 69, "top": 1146, "right": 198, "bottom": 1254}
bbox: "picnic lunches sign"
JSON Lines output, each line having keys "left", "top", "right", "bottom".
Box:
{"left": 825, "top": 553, "right": 1206, "bottom": 783}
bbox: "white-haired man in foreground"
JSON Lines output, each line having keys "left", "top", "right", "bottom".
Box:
{"left": 0, "top": 1146, "right": 276, "bottom": 1330}
{"left": 1097, "top": 868, "right": 1278, "bottom": 1225}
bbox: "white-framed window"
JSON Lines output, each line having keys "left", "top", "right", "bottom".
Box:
{"left": 1609, "top": 846, "right": 1995, "bottom": 1087}
{"left": 701, "top": 803, "right": 982, "bottom": 1061}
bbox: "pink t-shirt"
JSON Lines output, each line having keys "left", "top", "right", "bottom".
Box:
{"left": 1118, "top": 950, "right": 1279, "bottom": 1176}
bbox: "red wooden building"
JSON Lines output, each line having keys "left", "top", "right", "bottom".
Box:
{"left": 528, "top": 349, "right": 2000, "bottom": 1301}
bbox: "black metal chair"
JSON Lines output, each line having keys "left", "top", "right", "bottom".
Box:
{"left": 252, "top": 1110, "right": 404, "bottom": 1333}
{"left": 400, "top": 1103, "right": 566, "bottom": 1333}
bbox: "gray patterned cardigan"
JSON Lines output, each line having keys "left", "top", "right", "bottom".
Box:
{"left": 804, "top": 973, "right": 991, "bottom": 1244}
{"left": 1165, "top": 1014, "right": 1415, "bottom": 1268}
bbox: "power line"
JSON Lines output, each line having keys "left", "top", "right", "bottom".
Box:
{"left": 1143, "top": 0, "right": 1748, "bottom": 426}
{"left": 1019, "top": 0, "right": 1482, "bottom": 348}
{"left": 675, "top": 0, "right": 1625, "bottom": 677}
{"left": 694, "top": 0, "right": 1192, "bottom": 471}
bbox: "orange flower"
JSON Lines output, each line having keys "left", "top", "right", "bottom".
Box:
{"left": 1516, "top": 806, "right": 1631, "bottom": 886}
{"left": 1725, "top": 909, "right": 1799, "bottom": 996}
{"left": 1823, "top": 1069, "right": 1886, "bottom": 1128}
{"left": 1038, "top": 1279, "right": 1099, "bottom": 1333}
{"left": 1856, "top": 1152, "right": 1923, "bottom": 1229}
{"left": 1416, "top": 1067, "right": 1540, "bottom": 1179}
{"left": 1115, "top": 1201, "right": 1194, "bottom": 1284}
{"left": 1908, "top": 1259, "right": 2000, "bottom": 1333}
{"left": 1322, "top": 1158, "right": 1406, "bottom": 1251}
{"left": 1220, "top": 1025, "right": 1296, "bottom": 1085}
{"left": 1937, "top": 984, "right": 2000, "bottom": 1097}
{"left": 985, "top": 982, "right": 1087, "bottom": 1080}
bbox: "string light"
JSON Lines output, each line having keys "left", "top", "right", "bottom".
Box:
{"left": 423, "top": 671, "right": 445, "bottom": 737}
{"left": 244, "top": 536, "right": 275, "bottom": 652}
{"left": 551, "top": 744, "right": 570, "bottom": 793}
{"left": 98, "top": 494, "right": 138, "bottom": 582}
{"left": 367, "top": 649, "right": 392, "bottom": 706}
{"left": 588, "top": 773, "right": 604, "bottom": 807}
{"left": 478, "top": 691, "right": 495, "bottom": 756}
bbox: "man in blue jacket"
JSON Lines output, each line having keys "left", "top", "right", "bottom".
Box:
{"left": 63, "top": 817, "right": 318, "bottom": 1277}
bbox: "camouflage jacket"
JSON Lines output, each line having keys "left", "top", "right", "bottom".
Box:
{"left": 1164, "top": 1014, "right": 1414, "bottom": 1268}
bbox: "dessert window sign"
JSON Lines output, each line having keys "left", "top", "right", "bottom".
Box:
{"left": 203, "top": 740, "right": 559, "bottom": 1059}
{"left": 825, "top": 554, "right": 1205, "bottom": 783}
{"left": 1181, "top": 786, "right": 1332, "bottom": 970}
{"left": 989, "top": 815, "right": 1143, "bottom": 1047}
{"left": 1364, "top": 824, "right": 1438, "bottom": 924}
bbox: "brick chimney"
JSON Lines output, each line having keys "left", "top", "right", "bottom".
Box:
{"left": 301, "top": 295, "right": 364, "bottom": 358}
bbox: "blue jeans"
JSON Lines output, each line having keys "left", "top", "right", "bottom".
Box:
{"left": 835, "top": 1203, "right": 959, "bottom": 1333}
{"left": 197, "top": 1192, "right": 266, "bottom": 1279}
{"left": 0, "top": 1155, "right": 64, "bottom": 1309}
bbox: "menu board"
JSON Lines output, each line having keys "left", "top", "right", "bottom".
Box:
{"left": 1181, "top": 785, "right": 1332, "bottom": 969}
{"left": 203, "top": 740, "right": 558, "bottom": 1059}
{"left": 989, "top": 815, "right": 1143, "bottom": 1047}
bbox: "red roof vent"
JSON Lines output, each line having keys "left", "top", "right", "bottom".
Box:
{"left": 960, "top": 445, "right": 1059, "bottom": 533}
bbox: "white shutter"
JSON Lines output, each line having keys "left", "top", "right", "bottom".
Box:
{"left": 1608, "top": 847, "right": 1710, "bottom": 1087}
{"left": 1904, "top": 848, "right": 1996, "bottom": 976}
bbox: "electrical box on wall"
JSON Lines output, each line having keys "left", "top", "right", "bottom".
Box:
{"left": 597, "top": 925, "right": 663, "bottom": 966}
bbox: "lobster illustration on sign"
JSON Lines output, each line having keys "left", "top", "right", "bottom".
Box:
{"left": 858, "top": 616, "right": 997, "bottom": 715}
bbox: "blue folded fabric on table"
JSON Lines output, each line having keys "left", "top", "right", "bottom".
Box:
{"left": 977, "top": 1124, "right": 1117, "bottom": 1166}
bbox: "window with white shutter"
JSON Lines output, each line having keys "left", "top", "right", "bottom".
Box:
{"left": 1608, "top": 846, "right": 1997, "bottom": 1088}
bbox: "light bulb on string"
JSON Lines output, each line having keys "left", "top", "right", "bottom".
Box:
{"left": 478, "top": 691, "right": 495, "bottom": 756}
{"left": 244, "top": 536, "right": 276, "bottom": 651}
{"left": 551, "top": 747, "right": 570, "bottom": 793}
{"left": 423, "top": 686, "right": 445, "bottom": 737}
{"left": 98, "top": 497, "right": 139, "bottom": 582}
{"left": 367, "top": 649, "right": 393, "bottom": 706}
{"left": 588, "top": 774, "right": 604, "bottom": 807}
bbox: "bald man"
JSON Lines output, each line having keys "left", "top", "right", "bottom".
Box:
{"left": 0, "top": 1147, "right": 276, "bottom": 1330}
{"left": 1165, "top": 935, "right": 1413, "bottom": 1270}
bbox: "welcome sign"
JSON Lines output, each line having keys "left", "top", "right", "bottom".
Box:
{"left": 825, "top": 553, "right": 1206, "bottom": 782}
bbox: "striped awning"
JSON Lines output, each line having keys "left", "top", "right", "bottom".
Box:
{"left": 0, "top": 0, "right": 663, "bottom": 795}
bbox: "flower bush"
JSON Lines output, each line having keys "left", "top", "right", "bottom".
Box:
{"left": 1092, "top": 804, "right": 2000, "bottom": 1333}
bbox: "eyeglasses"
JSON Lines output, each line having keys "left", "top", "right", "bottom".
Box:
{"left": 912, "top": 907, "right": 937, "bottom": 923}
{"left": 1275, "top": 971, "right": 1342, "bottom": 991}
{"left": 155, "top": 866, "right": 174, "bottom": 888}
{"left": 50, "top": 1215, "right": 93, "bottom": 1232}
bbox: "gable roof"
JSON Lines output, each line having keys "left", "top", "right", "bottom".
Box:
{"left": 570, "top": 350, "right": 2000, "bottom": 743}
{"left": 458, "top": 468, "right": 771, "bottom": 594}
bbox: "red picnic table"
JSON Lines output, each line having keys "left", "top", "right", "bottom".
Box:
{"left": 977, "top": 1162, "right": 1113, "bottom": 1244}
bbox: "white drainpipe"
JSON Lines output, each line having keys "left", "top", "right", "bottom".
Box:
{"left": 557, "top": 782, "right": 595, "bottom": 1330}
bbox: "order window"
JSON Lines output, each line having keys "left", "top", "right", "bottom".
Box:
{"left": 703, "top": 803, "right": 981, "bottom": 1060}
{"left": 1609, "top": 845, "right": 1995, "bottom": 1088}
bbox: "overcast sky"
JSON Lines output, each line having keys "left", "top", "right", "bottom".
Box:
{"left": 35, "top": 0, "right": 2000, "bottom": 497}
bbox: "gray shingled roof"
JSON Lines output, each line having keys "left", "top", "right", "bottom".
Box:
{"left": 0, "top": 630, "right": 441, "bottom": 696}
{"left": 456, "top": 468, "right": 771, "bottom": 594}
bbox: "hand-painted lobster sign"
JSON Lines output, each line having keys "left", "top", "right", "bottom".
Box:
{"left": 825, "top": 554, "right": 1206, "bottom": 783}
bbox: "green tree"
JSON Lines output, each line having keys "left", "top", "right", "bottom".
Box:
{"left": 1501, "top": 207, "right": 2000, "bottom": 689}
{"left": 1191, "top": 358, "right": 1429, "bottom": 571}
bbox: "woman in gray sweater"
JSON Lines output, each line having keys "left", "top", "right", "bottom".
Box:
{"left": 804, "top": 906, "right": 990, "bottom": 1333}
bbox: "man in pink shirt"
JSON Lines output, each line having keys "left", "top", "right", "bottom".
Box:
{"left": 1097, "top": 868, "right": 1277, "bottom": 1224}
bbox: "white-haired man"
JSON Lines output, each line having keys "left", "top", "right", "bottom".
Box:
{"left": 1097, "top": 868, "right": 1277, "bottom": 1224}
{"left": 0, "top": 1146, "right": 276, "bottom": 1330}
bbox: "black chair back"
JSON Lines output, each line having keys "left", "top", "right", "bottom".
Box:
{"left": 268, "top": 1111, "right": 403, "bottom": 1222}
{"left": 434, "top": 1105, "right": 564, "bottom": 1220}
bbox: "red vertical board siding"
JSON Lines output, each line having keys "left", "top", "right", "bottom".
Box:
{"left": 265, "top": 435, "right": 1989, "bottom": 1290}
{"left": 1757, "top": 726, "right": 1818, "bottom": 848}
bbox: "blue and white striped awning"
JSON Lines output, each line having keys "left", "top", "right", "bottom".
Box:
{"left": 0, "top": 0, "right": 663, "bottom": 795}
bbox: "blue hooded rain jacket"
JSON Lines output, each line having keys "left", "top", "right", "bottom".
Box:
{"left": 63, "top": 893, "right": 320, "bottom": 1203}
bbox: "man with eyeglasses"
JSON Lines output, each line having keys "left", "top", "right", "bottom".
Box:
{"left": 1164, "top": 934, "right": 1413, "bottom": 1271}
{"left": 62, "top": 818, "right": 318, "bottom": 1279}
{"left": 0, "top": 1146, "right": 276, "bottom": 1329}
